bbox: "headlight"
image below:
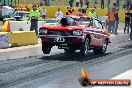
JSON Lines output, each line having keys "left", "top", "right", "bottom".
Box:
{"left": 73, "top": 30, "right": 82, "bottom": 35}
{"left": 39, "top": 28, "right": 48, "bottom": 34}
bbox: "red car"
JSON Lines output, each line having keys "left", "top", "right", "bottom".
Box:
{"left": 39, "top": 16, "right": 110, "bottom": 56}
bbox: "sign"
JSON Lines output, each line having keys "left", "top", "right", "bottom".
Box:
{"left": 0, "top": 33, "right": 9, "bottom": 48}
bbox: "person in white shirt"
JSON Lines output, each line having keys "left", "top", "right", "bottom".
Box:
{"left": 41, "top": 8, "right": 47, "bottom": 19}
{"left": 54, "top": 8, "right": 64, "bottom": 19}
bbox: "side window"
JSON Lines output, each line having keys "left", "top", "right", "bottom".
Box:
{"left": 93, "top": 20, "right": 101, "bottom": 29}
{"left": 99, "top": 22, "right": 103, "bottom": 29}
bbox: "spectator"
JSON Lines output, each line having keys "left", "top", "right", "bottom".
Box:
{"left": 28, "top": 4, "right": 40, "bottom": 35}
{"left": 55, "top": 8, "right": 64, "bottom": 19}
{"left": 114, "top": 8, "right": 119, "bottom": 35}
{"left": 85, "top": 0, "right": 89, "bottom": 8}
{"left": 126, "top": 0, "right": 130, "bottom": 10}
{"left": 101, "top": 0, "right": 104, "bottom": 9}
{"left": 122, "top": 0, "right": 127, "bottom": 9}
{"left": 124, "top": 9, "right": 131, "bottom": 34}
{"left": 66, "top": 6, "right": 74, "bottom": 15}
{"left": 82, "top": 5, "right": 87, "bottom": 15}
{"left": 116, "top": 0, "right": 119, "bottom": 7}
{"left": 69, "top": 0, "right": 74, "bottom": 7}
{"left": 113, "top": 0, "right": 117, "bottom": 7}
{"left": 130, "top": 13, "right": 132, "bottom": 40}
{"left": 106, "top": 7, "right": 116, "bottom": 34}
{"left": 41, "top": 7, "right": 47, "bottom": 19}
{"left": 76, "top": 0, "right": 79, "bottom": 7}
{"left": 88, "top": 8, "right": 97, "bottom": 18}
{"left": 80, "top": 0, "right": 83, "bottom": 8}
{"left": 107, "top": 0, "right": 110, "bottom": 9}
{"left": 76, "top": 8, "right": 84, "bottom": 16}
{"left": 94, "top": 0, "right": 97, "bottom": 8}
{"left": 130, "top": 0, "right": 132, "bottom": 10}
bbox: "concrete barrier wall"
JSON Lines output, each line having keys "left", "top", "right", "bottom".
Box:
{"left": 9, "top": 31, "right": 38, "bottom": 47}
{"left": 10, "top": 21, "right": 46, "bottom": 31}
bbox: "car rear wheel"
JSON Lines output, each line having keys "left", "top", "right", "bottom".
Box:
{"left": 80, "top": 38, "right": 90, "bottom": 56}
{"left": 93, "top": 40, "right": 108, "bottom": 54}
{"left": 42, "top": 42, "right": 51, "bottom": 54}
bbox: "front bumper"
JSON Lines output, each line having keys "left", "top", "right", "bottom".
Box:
{"left": 38, "top": 35, "right": 85, "bottom": 44}
{"left": 38, "top": 35, "right": 83, "bottom": 38}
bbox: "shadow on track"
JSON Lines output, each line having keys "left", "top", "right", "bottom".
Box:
{"left": 39, "top": 51, "right": 111, "bottom": 62}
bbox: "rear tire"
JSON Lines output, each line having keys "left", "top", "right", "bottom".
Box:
{"left": 80, "top": 38, "right": 90, "bottom": 56}
{"left": 93, "top": 40, "right": 108, "bottom": 54}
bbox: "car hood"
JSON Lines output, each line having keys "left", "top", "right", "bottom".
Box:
{"left": 40, "top": 25, "right": 89, "bottom": 31}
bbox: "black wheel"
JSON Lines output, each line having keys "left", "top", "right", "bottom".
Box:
{"left": 80, "top": 38, "right": 90, "bottom": 56}
{"left": 42, "top": 42, "right": 51, "bottom": 54}
{"left": 93, "top": 48, "right": 100, "bottom": 54}
{"left": 93, "top": 40, "right": 108, "bottom": 54}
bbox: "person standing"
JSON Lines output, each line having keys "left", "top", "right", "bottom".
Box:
{"left": 54, "top": 8, "right": 64, "bottom": 19}
{"left": 106, "top": 7, "right": 116, "bottom": 34}
{"left": 80, "top": 0, "right": 83, "bottom": 8}
{"left": 82, "top": 5, "right": 87, "bottom": 15}
{"left": 85, "top": 0, "right": 89, "bottom": 8}
{"left": 76, "top": 8, "right": 84, "bottom": 16}
{"left": 94, "top": 0, "right": 97, "bottom": 8}
{"left": 101, "top": 0, "right": 104, "bottom": 9}
{"left": 107, "top": 0, "right": 110, "bottom": 9}
{"left": 114, "top": 8, "right": 119, "bottom": 35}
{"left": 126, "top": 0, "right": 130, "bottom": 10}
{"left": 69, "top": 0, "right": 74, "bottom": 7}
{"left": 122, "top": 0, "right": 127, "bottom": 9}
{"left": 66, "top": 6, "right": 74, "bottom": 15}
{"left": 76, "top": 0, "right": 79, "bottom": 7}
{"left": 28, "top": 4, "right": 40, "bottom": 35}
{"left": 124, "top": 9, "right": 131, "bottom": 34}
{"left": 41, "top": 8, "right": 47, "bottom": 19}
{"left": 113, "top": 0, "right": 117, "bottom": 7}
{"left": 88, "top": 8, "right": 97, "bottom": 18}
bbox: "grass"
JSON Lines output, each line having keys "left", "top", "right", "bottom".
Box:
{"left": 1, "top": 0, "right": 131, "bottom": 22}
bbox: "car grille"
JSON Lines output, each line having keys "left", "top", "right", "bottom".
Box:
{"left": 48, "top": 30, "right": 73, "bottom": 35}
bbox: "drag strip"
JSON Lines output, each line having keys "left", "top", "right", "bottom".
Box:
{"left": 0, "top": 23, "right": 132, "bottom": 88}
{"left": 0, "top": 39, "right": 132, "bottom": 88}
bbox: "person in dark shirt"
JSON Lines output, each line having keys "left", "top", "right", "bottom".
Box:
{"left": 124, "top": 10, "right": 131, "bottom": 34}
{"left": 82, "top": 6, "right": 87, "bottom": 15}
{"left": 101, "top": 0, "right": 104, "bottom": 9}
{"left": 114, "top": 9, "right": 119, "bottom": 35}
{"left": 130, "top": 13, "right": 132, "bottom": 40}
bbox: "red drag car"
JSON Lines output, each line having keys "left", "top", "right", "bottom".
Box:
{"left": 39, "top": 16, "right": 110, "bottom": 56}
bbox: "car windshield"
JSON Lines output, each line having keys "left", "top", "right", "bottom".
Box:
{"left": 46, "top": 20, "right": 58, "bottom": 23}
{"left": 6, "top": 10, "right": 15, "bottom": 16}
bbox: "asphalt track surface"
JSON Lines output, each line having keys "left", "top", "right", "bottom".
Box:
{"left": 0, "top": 23, "right": 132, "bottom": 88}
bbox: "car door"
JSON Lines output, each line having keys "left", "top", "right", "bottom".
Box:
{"left": 92, "top": 19, "right": 104, "bottom": 46}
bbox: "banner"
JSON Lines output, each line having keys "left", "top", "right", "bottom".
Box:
{"left": 0, "top": 33, "right": 9, "bottom": 48}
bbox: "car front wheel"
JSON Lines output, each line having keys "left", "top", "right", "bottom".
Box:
{"left": 80, "top": 38, "right": 90, "bottom": 56}
{"left": 42, "top": 42, "right": 51, "bottom": 54}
